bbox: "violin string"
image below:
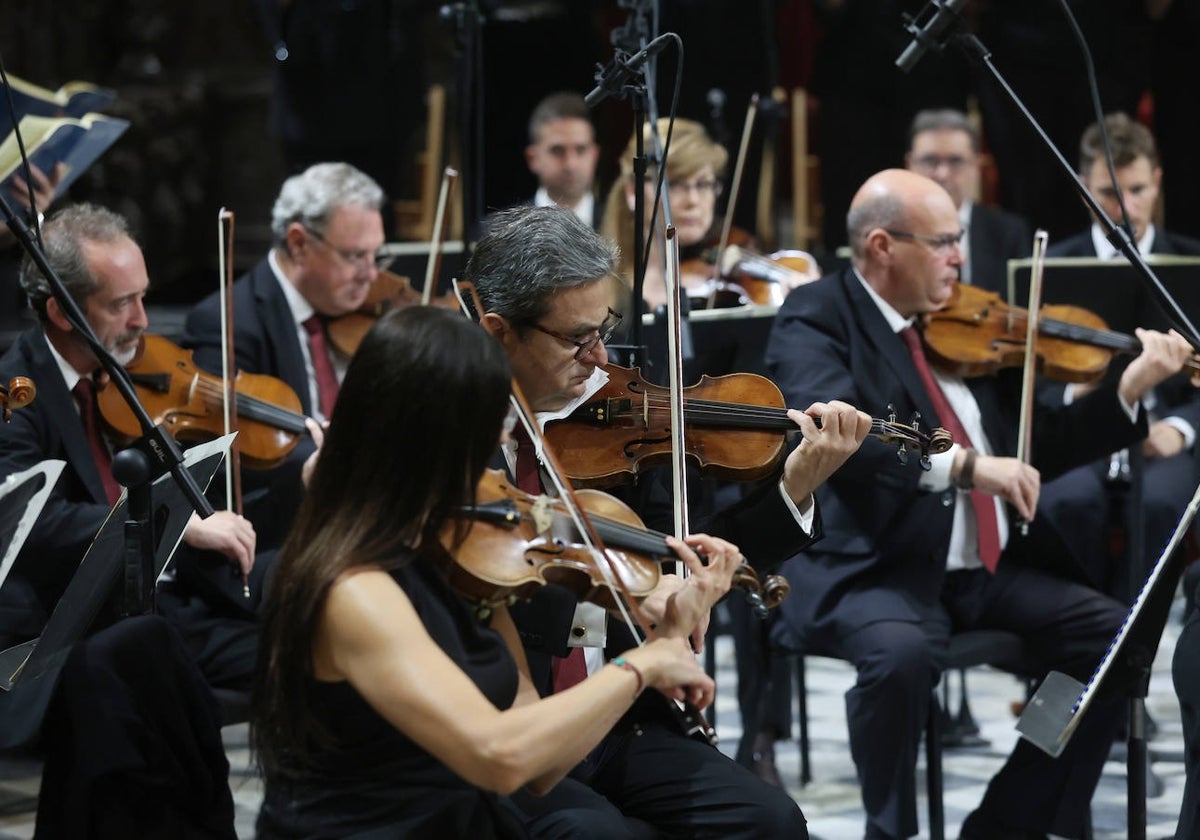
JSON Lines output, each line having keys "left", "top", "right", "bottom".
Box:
{"left": 191, "top": 379, "right": 309, "bottom": 432}
{"left": 1000, "top": 310, "right": 1142, "bottom": 351}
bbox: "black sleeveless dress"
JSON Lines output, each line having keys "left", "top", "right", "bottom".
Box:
{"left": 257, "top": 558, "right": 527, "bottom": 839}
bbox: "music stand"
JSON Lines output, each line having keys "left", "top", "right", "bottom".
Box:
{"left": 637, "top": 303, "right": 780, "bottom": 385}
{"left": 0, "top": 434, "right": 231, "bottom": 754}
{"left": 0, "top": 461, "right": 65, "bottom": 593}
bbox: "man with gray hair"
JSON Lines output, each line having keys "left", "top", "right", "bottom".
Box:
{"left": 184, "top": 161, "right": 385, "bottom": 426}
{"left": 0, "top": 203, "right": 256, "bottom": 668}
{"left": 467, "top": 204, "right": 872, "bottom": 839}
{"left": 905, "top": 109, "right": 1031, "bottom": 292}
{"left": 766, "top": 168, "right": 1191, "bottom": 839}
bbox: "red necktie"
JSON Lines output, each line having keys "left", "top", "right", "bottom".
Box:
{"left": 899, "top": 326, "right": 1002, "bottom": 572}
{"left": 72, "top": 378, "right": 121, "bottom": 505}
{"left": 512, "top": 424, "right": 589, "bottom": 691}
{"left": 301, "top": 314, "right": 340, "bottom": 421}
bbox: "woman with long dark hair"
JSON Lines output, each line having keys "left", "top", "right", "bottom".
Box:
{"left": 252, "top": 306, "right": 717, "bottom": 838}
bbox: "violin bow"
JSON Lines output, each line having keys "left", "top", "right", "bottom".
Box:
{"left": 661, "top": 225, "right": 691, "bottom": 559}
{"left": 1014, "top": 229, "right": 1050, "bottom": 536}
{"left": 217, "top": 207, "right": 249, "bottom": 596}
{"left": 707, "top": 94, "right": 758, "bottom": 310}
{"left": 421, "top": 167, "right": 458, "bottom": 306}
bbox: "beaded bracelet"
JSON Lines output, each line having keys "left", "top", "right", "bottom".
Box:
{"left": 610, "top": 656, "right": 644, "bottom": 696}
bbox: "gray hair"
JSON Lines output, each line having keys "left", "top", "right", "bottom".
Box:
{"left": 19, "top": 203, "right": 132, "bottom": 323}
{"left": 908, "top": 108, "right": 980, "bottom": 154}
{"left": 466, "top": 205, "right": 619, "bottom": 325}
{"left": 270, "top": 162, "right": 385, "bottom": 249}
{"left": 847, "top": 191, "right": 906, "bottom": 262}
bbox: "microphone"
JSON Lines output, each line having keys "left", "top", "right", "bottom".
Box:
{"left": 584, "top": 35, "right": 672, "bottom": 109}
{"left": 895, "top": 0, "right": 969, "bottom": 73}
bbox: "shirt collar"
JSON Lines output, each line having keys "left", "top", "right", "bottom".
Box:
{"left": 853, "top": 267, "right": 913, "bottom": 334}
{"left": 269, "top": 248, "right": 316, "bottom": 325}
{"left": 1090, "top": 222, "right": 1156, "bottom": 259}
{"left": 42, "top": 330, "right": 86, "bottom": 393}
{"left": 958, "top": 200, "right": 973, "bottom": 229}
{"left": 533, "top": 188, "right": 595, "bottom": 226}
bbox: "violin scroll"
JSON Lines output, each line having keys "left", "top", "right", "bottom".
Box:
{"left": 870, "top": 406, "right": 954, "bottom": 471}
{"left": 731, "top": 563, "right": 790, "bottom": 619}
{"left": 0, "top": 376, "right": 36, "bottom": 421}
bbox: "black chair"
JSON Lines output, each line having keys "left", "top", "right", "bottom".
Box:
{"left": 786, "top": 627, "right": 1030, "bottom": 840}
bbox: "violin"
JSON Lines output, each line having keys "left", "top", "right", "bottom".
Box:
{"left": 543, "top": 364, "right": 953, "bottom": 490}
{"left": 922, "top": 282, "right": 1200, "bottom": 384}
{"left": 326, "top": 269, "right": 426, "bottom": 357}
{"left": 97, "top": 334, "right": 310, "bottom": 469}
{"left": 680, "top": 231, "right": 820, "bottom": 310}
{"left": 439, "top": 469, "right": 790, "bottom": 620}
{"left": 0, "top": 376, "right": 36, "bottom": 422}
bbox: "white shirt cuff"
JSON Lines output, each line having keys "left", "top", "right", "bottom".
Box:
{"left": 778, "top": 482, "right": 816, "bottom": 536}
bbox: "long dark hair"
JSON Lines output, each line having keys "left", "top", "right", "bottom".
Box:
{"left": 252, "top": 306, "right": 512, "bottom": 776}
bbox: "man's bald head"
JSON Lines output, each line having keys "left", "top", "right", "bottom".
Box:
{"left": 847, "top": 169, "right": 957, "bottom": 262}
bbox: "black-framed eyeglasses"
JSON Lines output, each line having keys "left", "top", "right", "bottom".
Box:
{"left": 527, "top": 308, "right": 623, "bottom": 360}
{"left": 910, "top": 154, "right": 973, "bottom": 172}
{"left": 883, "top": 228, "right": 966, "bottom": 253}
{"left": 303, "top": 225, "right": 391, "bottom": 271}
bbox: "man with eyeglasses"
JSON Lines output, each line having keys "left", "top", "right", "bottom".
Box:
{"left": 466, "top": 204, "right": 872, "bottom": 839}
{"left": 905, "top": 109, "right": 1032, "bottom": 293}
{"left": 765, "top": 168, "right": 1192, "bottom": 839}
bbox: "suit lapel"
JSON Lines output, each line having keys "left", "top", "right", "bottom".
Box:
{"left": 250, "top": 262, "right": 313, "bottom": 416}
{"left": 23, "top": 332, "right": 109, "bottom": 504}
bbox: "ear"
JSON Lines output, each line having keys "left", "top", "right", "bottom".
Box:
{"left": 480, "top": 311, "right": 511, "bottom": 342}
{"left": 1152, "top": 166, "right": 1163, "bottom": 190}
{"left": 45, "top": 295, "right": 74, "bottom": 333}
{"left": 524, "top": 145, "right": 538, "bottom": 172}
{"left": 624, "top": 178, "right": 636, "bottom": 213}
{"left": 863, "top": 228, "right": 892, "bottom": 263}
{"left": 904, "top": 151, "right": 914, "bottom": 170}
{"left": 284, "top": 222, "right": 310, "bottom": 258}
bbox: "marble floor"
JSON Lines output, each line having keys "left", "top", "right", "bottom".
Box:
{"left": 0, "top": 603, "right": 1189, "bottom": 839}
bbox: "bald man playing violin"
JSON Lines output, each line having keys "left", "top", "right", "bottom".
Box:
{"left": 0, "top": 203, "right": 257, "bottom": 677}
{"left": 466, "top": 204, "right": 872, "bottom": 840}
{"left": 765, "top": 168, "right": 1193, "bottom": 840}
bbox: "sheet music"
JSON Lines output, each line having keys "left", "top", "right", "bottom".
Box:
{"left": 0, "top": 460, "right": 65, "bottom": 591}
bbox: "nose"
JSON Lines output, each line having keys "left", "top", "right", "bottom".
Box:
{"left": 131, "top": 297, "right": 149, "bottom": 330}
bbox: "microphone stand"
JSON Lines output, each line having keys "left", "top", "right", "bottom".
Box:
{"left": 0, "top": 194, "right": 213, "bottom": 619}
{"left": 918, "top": 28, "right": 1200, "bottom": 840}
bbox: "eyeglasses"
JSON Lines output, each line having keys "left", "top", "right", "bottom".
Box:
{"left": 527, "top": 308, "right": 623, "bottom": 360}
{"left": 884, "top": 228, "right": 966, "bottom": 253}
{"left": 667, "top": 178, "right": 722, "bottom": 199}
{"left": 303, "top": 226, "right": 390, "bottom": 272}
{"left": 910, "top": 154, "right": 973, "bottom": 173}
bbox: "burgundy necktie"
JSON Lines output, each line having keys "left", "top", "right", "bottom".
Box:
{"left": 301, "top": 314, "right": 340, "bottom": 420}
{"left": 72, "top": 378, "right": 121, "bottom": 505}
{"left": 512, "top": 423, "right": 589, "bottom": 691}
{"left": 899, "top": 326, "right": 1002, "bottom": 572}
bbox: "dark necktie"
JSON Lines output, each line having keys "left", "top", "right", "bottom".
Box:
{"left": 72, "top": 378, "right": 121, "bottom": 505}
{"left": 512, "top": 423, "right": 589, "bottom": 691}
{"left": 899, "top": 326, "right": 1002, "bottom": 572}
{"left": 301, "top": 314, "right": 340, "bottom": 420}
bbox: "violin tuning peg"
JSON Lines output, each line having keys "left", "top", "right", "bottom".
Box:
{"left": 919, "top": 454, "right": 932, "bottom": 471}
{"left": 896, "top": 445, "right": 909, "bottom": 467}
{"left": 908, "top": 411, "right": 922, "bottom": 432}
{"left": 887, "top": 403, "right": 898, "bottom": 424}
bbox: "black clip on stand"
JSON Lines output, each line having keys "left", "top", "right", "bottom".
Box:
{"left": 896, "top": 5, "right": 1200, "bottom": 838}
{"left": 0, "top": 195, "right": 214, "bottom": 619}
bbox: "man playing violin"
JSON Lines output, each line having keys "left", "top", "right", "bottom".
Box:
{"left": 467, "top": 204, "right": 871, "bottom": 839}
{"left": 1039, "top": 113, "right": 1200, "bottom": 603}
{"left": 765, "top": 168, "right": 1194, "bottom": 840}
{"left": 0, "top": 203, "right": 256, "bottom": 675}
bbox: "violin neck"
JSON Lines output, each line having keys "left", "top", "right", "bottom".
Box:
{"left": 237, "top": 392, "right": 310, "bottom": 435}
{"left": 1039, "top": 315, "right": 1141, "bottom": 354}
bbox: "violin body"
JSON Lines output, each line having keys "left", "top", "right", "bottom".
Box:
{"left": 440, "top": 468, "right": 662, "bottom": 616}
{"left": 544, "top": 365, "right": 790, "bottom": 490}
{"left": 922, "top": 283, "right": 1117, "bottom": 383}
{"left": 98, "top": 334, "right": 308, "bottom": 469}
{"left": 327, "top": 270, "right": 460, "bottom": 357}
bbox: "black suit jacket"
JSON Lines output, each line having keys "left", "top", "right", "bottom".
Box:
{"left": 1045, "top": 227, "right": 1200, "bottom": 434}
{"left": 764, "top": 268, "right": 1147, "bottom": 642}
{"left": 967, "top": 202, "right": 1032, "bottom": 295}
{"left": 0, "top": 329, "right": 109, "bottom": 638}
